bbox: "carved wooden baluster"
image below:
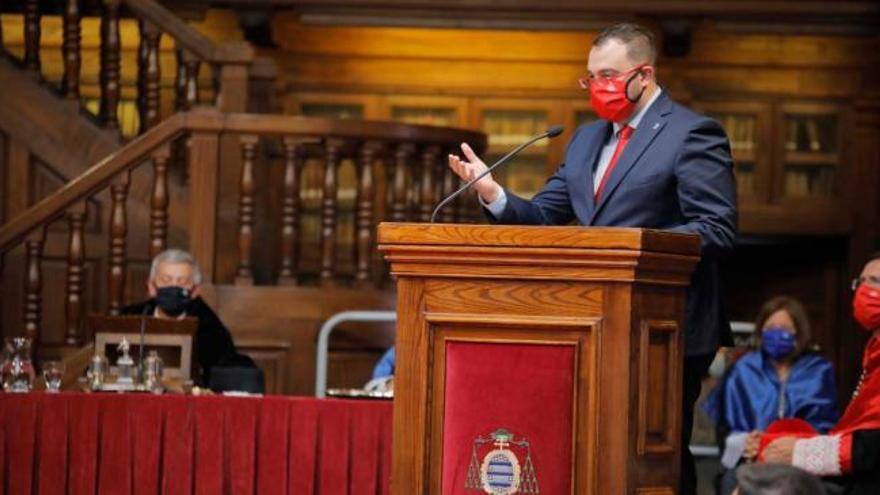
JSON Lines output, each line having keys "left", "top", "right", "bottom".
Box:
{"left": 175, "top": 48, "right": 201, "bottom": 111}
{"left": 355, "top": 142, "right": 381, "bottom": 286}
{"left": 108, "top": 172, "right": 129, "bottom": 314}
{"left": 320, "top": 140, "right": 343, "bottom": 285}
{"left": 278, "top": 138, "right": 306, "bottom": 285}
{"left": 61, "top": 0, "right": 81, "bottom": 99}
{"left": 23, "top": 0, "right": 41, "bottom": 72}
{"left": 65, "top": 203, "right": 87, "bottom": 344}
{"left": 23, "top": 231, "right": 45, "bottom": 351}
{"left": 99, "top": 0, "right": 121, "bottom": 129}
{"left": 417, "top": 145, "right": 440, "bottom": 222}
{"left": 390, "top": 143, "right": 413, "bottom": 222}
{"left": 235, "top": 135, "right": 258, "bottom": 285}
{"left": 137, "top": 20, "right": 161, "bottom": 133}
{"left": 171, "top": 49, "right": 200, "bottom": 180}
{"left": 149, "top": 145, "right": 171, "bottom": 258}
{"left": 440, "top": 148, "right": 458, "bottom": 223}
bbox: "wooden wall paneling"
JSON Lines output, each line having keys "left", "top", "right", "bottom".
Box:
{"left": 378, "top": 94, "right": 471, "bottom": 127}
{"left": 5, "top": 138, "right": 31, "bottom": 219}
{"left": 1, "top": 248, "right": 25, "bottom": 339}
{"left": 0, "top": 131, "right": 6, "bottom": 224}
{"left": 283, "top": 92, "right": 382, "bottom": 117}
{"left": 124, "top": 261, "right": 150, "bottom": 312}
{"left": 187, "top": 131, "right": 220, "bottom": 283}
{"left": 200, "top": 284, "right": 396, "bottom": 395}
{"left": 841, "top": 97, "right": 880, "bottom": 398}
{"left": 234, "top": 336, "right": 290, "bottom": 395}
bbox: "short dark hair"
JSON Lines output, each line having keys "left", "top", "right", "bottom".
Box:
{"left": 735, "top": 463, "right": 826, "bottom": 495}
{"left": 754, "top": 296, "right": 813, "bottom": 354}
{"left": 592, "top": 23, "right": 657, "bottom": 65}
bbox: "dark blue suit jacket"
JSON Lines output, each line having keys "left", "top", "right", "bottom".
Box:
{"left": 493, "top": 91, "right": 738, "bottom": 356}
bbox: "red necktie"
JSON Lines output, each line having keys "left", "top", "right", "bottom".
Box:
{"left": 594, "top": 125, "right": 634, "bottom": 201}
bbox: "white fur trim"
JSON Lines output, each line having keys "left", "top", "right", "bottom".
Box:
{"left": 792, "top": 435, "right": 842, "bottom": 476}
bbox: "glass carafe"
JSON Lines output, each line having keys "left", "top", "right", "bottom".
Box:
{"left": 2, "top": 337, "right": 35, "bottom": 393}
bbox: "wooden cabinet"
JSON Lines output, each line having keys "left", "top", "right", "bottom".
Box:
{"left": 777, "top": 102, "right": 843, "bottom": 199}
{"left": 694, "top": 99, "right": 849, "bottom": 235}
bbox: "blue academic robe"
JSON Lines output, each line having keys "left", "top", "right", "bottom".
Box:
{"left": 705, "top": 350, "right": 839, "bottom": 433}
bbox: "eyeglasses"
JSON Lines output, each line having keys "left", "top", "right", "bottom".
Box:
{"left": 577, "top": 64, "right": 648, "bottom": 91}
{"left": 851, "top": 275, "right": 880, "bottom": 291}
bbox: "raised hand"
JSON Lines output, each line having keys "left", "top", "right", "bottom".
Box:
{"left": 447, "top": 142, "right": 502, "bottom": 203}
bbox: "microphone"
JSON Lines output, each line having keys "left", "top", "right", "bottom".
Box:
{"left": 138, "top": 302, "right": 150, "bottom": 383}
{"left": 430, "top": 125, "right": 564, "bottom": 223}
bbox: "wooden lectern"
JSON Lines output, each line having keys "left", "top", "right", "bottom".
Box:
{"left": 378, "top": 223, "right": 700, "bottom": 495}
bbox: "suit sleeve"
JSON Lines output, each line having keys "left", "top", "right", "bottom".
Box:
{"left": 669, "top": 117, "right": 738, "bottom": 257}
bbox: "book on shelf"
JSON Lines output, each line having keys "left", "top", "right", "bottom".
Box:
{"left": 804, "top": 119, "right": 822, "bottom": 152}
{"left": 784, "top": 167, "right": 834, "bottom": 197}
{"left": 786, "top": 119, "right": 799, "bottom": 151}
{"left": 715, "top": 114, "right": 754, "bottom": 152}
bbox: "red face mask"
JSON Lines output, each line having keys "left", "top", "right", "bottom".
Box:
{"left": 854, "top": 283, "right": 880, "bottom": 331}
{"left": 589, "top": 65, "right": 647, "bottom": 123}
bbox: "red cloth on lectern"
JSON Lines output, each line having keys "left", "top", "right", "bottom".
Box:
{"left": 441, "top": 341, "right": 576, "bottom": 494}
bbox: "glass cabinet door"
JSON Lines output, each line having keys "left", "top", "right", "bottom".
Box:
{"left": 479, "top": 108, "right": 549, "bottom": 198}
{"left": 694, "top": 101, "right": 771, "bottom": 204}
{"left": 712, "top": 113, "right": 759, "bottom": 198}
{"left": 780, "top": 109, "right": 840, "bottom": 198}
{"left": 390, "top": 107, "right": 458, "bottom": 126}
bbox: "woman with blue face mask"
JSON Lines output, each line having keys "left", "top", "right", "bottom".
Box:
{"left": 704, "top": 296, "right": 839, "bottom": 492}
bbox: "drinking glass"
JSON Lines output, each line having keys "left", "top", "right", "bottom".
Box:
{"left": 42, "top": 360, "right": 65, "bottom": 393}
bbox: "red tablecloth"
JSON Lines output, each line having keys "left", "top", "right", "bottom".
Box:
{"left": 0, "top": 393, "right": 392, "bottom": 495}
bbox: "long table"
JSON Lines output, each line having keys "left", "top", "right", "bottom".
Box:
{"left": 0, "top": 393, "right": 392, "bottom": 495}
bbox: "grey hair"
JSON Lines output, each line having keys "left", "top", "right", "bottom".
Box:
{"left": 148, "top": 248, "right": 203, "bottom": 286}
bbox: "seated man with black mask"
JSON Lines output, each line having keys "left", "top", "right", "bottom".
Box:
{"left": 122, "top": 248, "right": 251, "bottom": 386}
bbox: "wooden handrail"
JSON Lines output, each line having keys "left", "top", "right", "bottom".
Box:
{"left": 185, "top": 111, "right": 487, "bottom": 142}
{"left": 0, "top": 108, "right": 487, "bottom": 254}
{"left": 123, "top": 0, "right": 253, "bottom": 64}
{"left": 0, "top": 113, "right": 185, "bottom": 253}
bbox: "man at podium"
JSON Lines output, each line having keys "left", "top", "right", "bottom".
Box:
{"left": 448, "top": 23, "right": 737, "bottom": 495}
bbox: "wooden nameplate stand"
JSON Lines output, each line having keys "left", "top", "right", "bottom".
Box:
{"left": 378, "top": 223, "right": 700, "bottom": 495}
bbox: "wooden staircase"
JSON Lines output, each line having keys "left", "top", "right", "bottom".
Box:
{"left": 0, "top": 0, "right": 487, "bottom": 394}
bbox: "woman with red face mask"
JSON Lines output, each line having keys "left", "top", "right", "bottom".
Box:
{"left": 744, "top": 253, "right": 880, "bottom": 494}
